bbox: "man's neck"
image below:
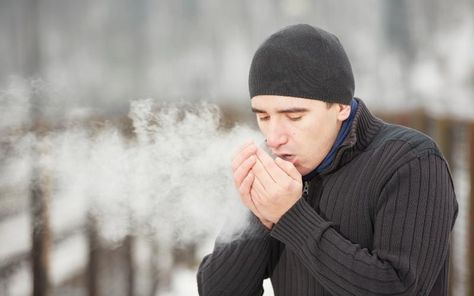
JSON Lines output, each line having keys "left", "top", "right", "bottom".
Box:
{"left": 303, "top": 98, "right": 359, "bottom": 181}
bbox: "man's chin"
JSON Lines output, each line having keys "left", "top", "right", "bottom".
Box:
{"left": 295, "top": 164, "right": 309, "bottom": 176}
{"left": 296, "top": 163, "right": 319, "bottom": 177}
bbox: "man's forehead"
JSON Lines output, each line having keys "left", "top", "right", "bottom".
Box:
{"left": 251, "top": 95, "right": 316, "bottom": 112}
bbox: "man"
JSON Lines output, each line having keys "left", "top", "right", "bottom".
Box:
{"left": 197, "top": 24, "right": 458, "bottom": 295}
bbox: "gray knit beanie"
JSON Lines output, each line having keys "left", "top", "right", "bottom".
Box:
{"left": 249, "top": 24, "right": 354, "bottom": 104}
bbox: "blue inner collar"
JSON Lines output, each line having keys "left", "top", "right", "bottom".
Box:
{"left": 303, "top": 98, "right": 359, "bottom": 181}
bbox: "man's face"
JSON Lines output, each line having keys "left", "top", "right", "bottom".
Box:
{"left": 251, "top": 95, "right": 350, "bottom": 176}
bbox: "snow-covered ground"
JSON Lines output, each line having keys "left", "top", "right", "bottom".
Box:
{"left": 162, "top": 268, "right": 274, "bottom": 296}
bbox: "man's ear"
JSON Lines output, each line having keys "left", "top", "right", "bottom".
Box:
{"left": 337, "top": 104, "right": 351, "bottom": 121}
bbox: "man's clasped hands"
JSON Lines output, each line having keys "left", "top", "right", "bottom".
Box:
{"left": 231, "top": 141, "right": 303, "bottom": 229}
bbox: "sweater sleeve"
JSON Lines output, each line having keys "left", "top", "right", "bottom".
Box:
{"left": 270, "top": 153, "right": 458, "bottom": 295}
{"left": 197, "top": 214, "right": 273, "bottom": 296}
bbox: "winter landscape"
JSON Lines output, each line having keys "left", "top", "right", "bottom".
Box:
{"left": 0, "top": 0, "right": 473, "bottom": 295}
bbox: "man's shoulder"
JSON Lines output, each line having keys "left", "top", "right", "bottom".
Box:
{"left": 369, "top": 122, "right": 441, "bottom": 158}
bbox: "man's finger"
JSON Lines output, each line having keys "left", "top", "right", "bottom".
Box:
{"left": 233, "top": 155, "right": 256, "bottom": 188}
{"left": 231, "top": 142, "right": 257, "bottom": 171}
{"left": 250, "top": 189, "right": 270, "bottom": 223}
{"left": 275, "top": 157, "right": 301, "bottom": 181}
{"left": 255, "top": 147, "right": 288, "bottom": 183}
{"left": 239, "top": 181, "right": 265, "bottom": 220}
{"left": 252, "top": 159, "right": 275, "bottom": 189}
{"left": 251, "top": 174, "right": 267, "bottom": 201}
{"left": 239, "top": 170, "right": 255, "bottom": 195}
{"left": 250, "top": 188, "right": 264, "bottom": 208}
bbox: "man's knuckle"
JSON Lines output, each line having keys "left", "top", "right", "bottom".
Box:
{"left": 283, "top": 182, "right": 292, "bottom": 191}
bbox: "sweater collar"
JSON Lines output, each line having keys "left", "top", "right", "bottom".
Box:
{"left": 303, "top": 99, "right": 358, "bottom": 181}
{"left": 303, "top": 98, "right": 384, "bottom": 180}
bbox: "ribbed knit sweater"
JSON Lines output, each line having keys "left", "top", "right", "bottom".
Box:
{"left": 197, "top": 98, "right": 458, "bottom": 296}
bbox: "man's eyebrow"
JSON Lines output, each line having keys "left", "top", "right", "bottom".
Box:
{"left": 251, "top": 107, "right": 309, "bottom": 114}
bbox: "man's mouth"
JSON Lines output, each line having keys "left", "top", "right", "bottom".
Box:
{"left": 277, "top": 154, "right": 296, "bottom": 162}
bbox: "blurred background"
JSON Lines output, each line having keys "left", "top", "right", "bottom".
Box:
{"left": 0, "top": 0, "right": 473, "bottom": 295}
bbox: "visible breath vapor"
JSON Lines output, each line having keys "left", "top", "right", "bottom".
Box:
{"left": 1, "top": 93, "right": 263, "bottom": 246}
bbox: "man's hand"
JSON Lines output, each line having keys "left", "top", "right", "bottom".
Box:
{"left": 232, "top": 141, "right": 274, "bottom": 229}
{"left": 250, "top": 148, "right": 302, "bottom": 224}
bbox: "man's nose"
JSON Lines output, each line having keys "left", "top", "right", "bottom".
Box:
{"left": 266, "top": 121, "right": 287, "bottom": 148}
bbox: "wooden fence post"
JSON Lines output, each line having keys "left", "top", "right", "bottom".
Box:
{"left": 87, "top": 213, "right": 100, "bottom": 296}
{"left": 124, "top": 235, "right": 135, "bottom": 296}
{"left": 30, "top": 138, "right": 51, "bottom": 296}
{"left": 411, "top": 108, "right": 429, "bottom": 134}
{"left": 25, "top": 0, "right": 49, "bottom": 292}
{"left": 469, "top": 122, "right": 474, "bottom": 296}
{"left": 433, "top": 118, "right": 457, "bottom": 295}
{"left": 433, "top": 118, "right": 454, "bottom": 165}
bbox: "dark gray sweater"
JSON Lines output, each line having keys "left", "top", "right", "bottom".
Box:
{"left": 197, "top": 99, "right": 458, "bottom": 296}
